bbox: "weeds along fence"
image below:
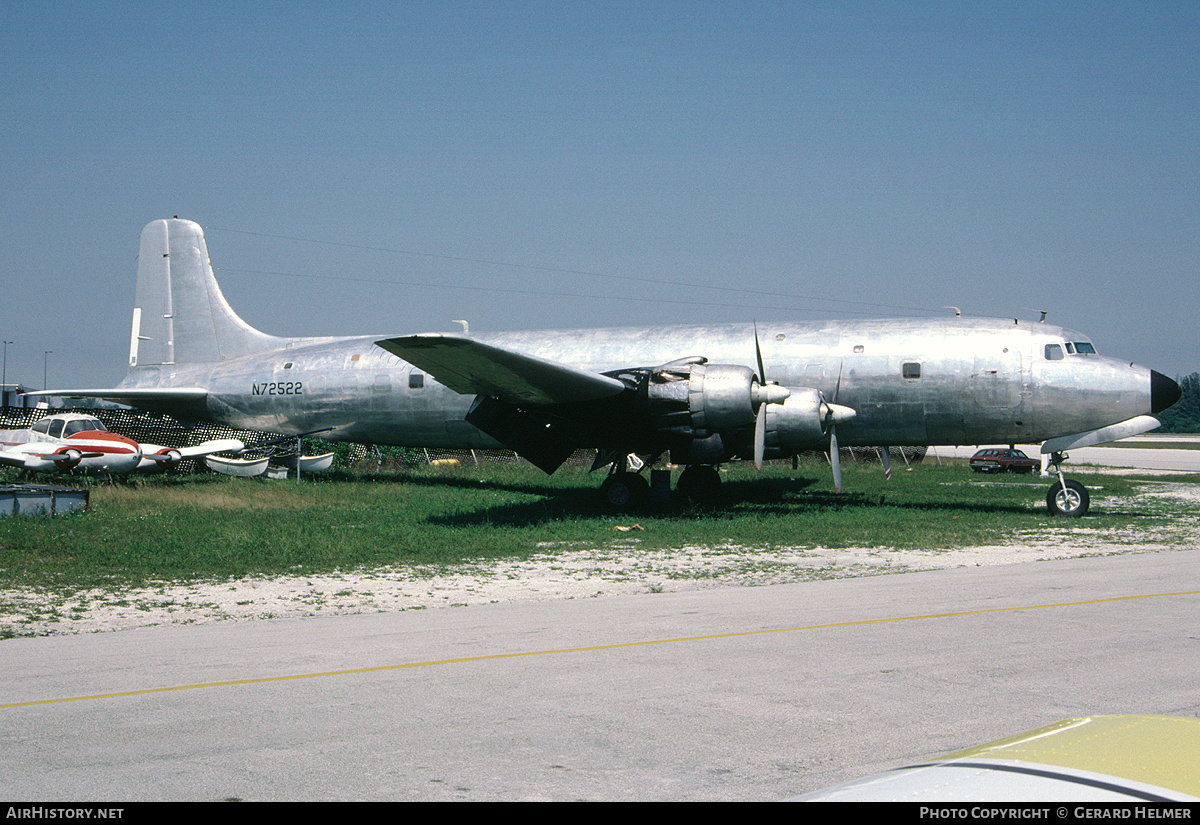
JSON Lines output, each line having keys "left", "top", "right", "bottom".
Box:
{"left": 0, "top": 407, "right": 924, "bottom": 474}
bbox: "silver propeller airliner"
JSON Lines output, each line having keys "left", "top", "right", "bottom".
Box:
{"left": 35, "top": 219, "right": 1181, "bottom": 515}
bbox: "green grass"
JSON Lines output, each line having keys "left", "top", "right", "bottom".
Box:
{"left": 0, "top": 457, "right": 1189, "bottom": 594}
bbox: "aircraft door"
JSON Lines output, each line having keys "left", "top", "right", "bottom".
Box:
{"left": 971, "top": 342, "right": 1023, "bottom": 410}
{"left": 968, "top": 333, "right": 1031, "bottom": 441}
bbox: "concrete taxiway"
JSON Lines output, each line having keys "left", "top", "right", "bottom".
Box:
{"left": 2, "top": 548, "right": 1198, "bottom": 801}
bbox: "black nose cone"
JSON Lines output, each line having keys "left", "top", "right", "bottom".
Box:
{"left": 1151, "top": 370, "right": 1182, "bottom": 414}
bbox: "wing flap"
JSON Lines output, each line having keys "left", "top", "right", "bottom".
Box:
{"left": 376, "top": 334, "right": 626, "bottom": 406}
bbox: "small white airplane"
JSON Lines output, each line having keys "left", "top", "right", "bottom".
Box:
{"left": 0, "top": 413, "right": 242, "bottom": 474}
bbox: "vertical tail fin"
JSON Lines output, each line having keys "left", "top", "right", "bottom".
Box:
{"left": 130, "top": 219, "right": 286, "bottom": 367}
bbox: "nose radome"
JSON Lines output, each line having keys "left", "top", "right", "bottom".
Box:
{"left": 1151, "top": 370, "right": 1182, "bottom": 415}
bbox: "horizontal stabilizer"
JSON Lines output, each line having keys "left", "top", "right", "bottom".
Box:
{"left": 376, "top": 334, "right": 626, "bottom": 407}
{"left": 1040, "top": 415, "right": 1161, "bottom": 454}
{"left": 24, "top": 387, "right": 210, "bottom": 417}
{"left": 25, "top": 387, "right": 208, "bottom": 401}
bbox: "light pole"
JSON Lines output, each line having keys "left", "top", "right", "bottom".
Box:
{"left": 2, "top": 340, "right": 11, "bottom": 410}
{"left": 44, "top": 351, "right": 52, "bottom": 391}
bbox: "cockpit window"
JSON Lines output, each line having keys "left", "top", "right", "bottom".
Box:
{"left": 1065, "top": 343, "right": 1075, "bottom": 354}
{"left": 1074, "top": 342, "right": 1096, "bottom": 355}
{"left": 1045, "top": 344, "right": 1064, "bottom": 361}
{"left": 63, "top": 418, "right": 105, "bottom": 436}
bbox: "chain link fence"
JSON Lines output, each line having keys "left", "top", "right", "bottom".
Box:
{"left": 0, "top": 407, "right": 923, "bottom": 474}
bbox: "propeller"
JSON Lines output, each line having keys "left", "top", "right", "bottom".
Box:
{"left": 821, "top": 362, "right": 856, "bottom": 492}
{"left": 879, "top": 446, "right": 893, "bottom": 481}
{"left": 32, "top": 447, "right": 102, "bottom": 471}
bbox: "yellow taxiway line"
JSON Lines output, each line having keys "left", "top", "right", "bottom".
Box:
{"left": 4, "top": 589, "right": 1197, "bottom": 711}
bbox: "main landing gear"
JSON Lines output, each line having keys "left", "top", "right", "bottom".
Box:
{"left": 599, "top": 471, "right": 650, "bottom": 509}
{"left": 1044, "top": 451, "right": 1090, "bottom": 517}
{"left": 675, "top": 465, "right": 722, "bottom": 505}
{"left": 598, "top": 460, "right": 723, "bottom": 510}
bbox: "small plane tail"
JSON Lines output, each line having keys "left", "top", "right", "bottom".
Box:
{"left": 129, "top": 219, "right": 287, "bottom": 367}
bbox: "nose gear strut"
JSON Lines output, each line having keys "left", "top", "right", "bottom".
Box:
{"left": 1045, "top": 450, "right": 1090, "bottom": 517}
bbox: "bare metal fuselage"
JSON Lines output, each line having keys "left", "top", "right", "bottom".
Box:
{"left": 36, "top": 218, "right": 1175, "bottom": 480}
{"left": 116, "top": 315, "right": 1159, "bottom": 455}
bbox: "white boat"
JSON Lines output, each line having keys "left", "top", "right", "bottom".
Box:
{"left": 275, "top": 452, "right": 335, "bottom": 473}
{"left": 205, "top": 455, "right": 269, "bottom": 477}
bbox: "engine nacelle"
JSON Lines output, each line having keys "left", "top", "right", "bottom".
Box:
{"left": 49, "top": 448, "right": 85, "bottom": 471}
{"left": 647, "top": 362, "right": 782, "bottom": 437}
{"left": 762, "top": 387, "right": 829, "bottom": 454}
{"left": 138, "top": 446, "right": 183, "bottom": 473}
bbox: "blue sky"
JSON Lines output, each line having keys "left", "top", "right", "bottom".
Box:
{"left": 2, "top": 1, "right": 1197, "bottom": 390}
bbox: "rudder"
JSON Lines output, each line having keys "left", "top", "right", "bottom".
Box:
{"left": 129, "top": 219, "right": 285, "bottom": 367}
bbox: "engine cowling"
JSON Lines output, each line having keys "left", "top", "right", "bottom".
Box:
{"left": 762, "top": 388, "right": 828, "bottom": 454}
{"left": 49, "top": 448, "right": 85, "bottom": 471}
{"left": 761, "top": 387, "right": 858, "bottom": 456}
{"left": 138, "top": 446, "right": 183, "bottom": 473}
{"left": 646, "top": 362, "right": 789, "bottom": 437}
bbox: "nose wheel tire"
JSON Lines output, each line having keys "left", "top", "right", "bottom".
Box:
{"left": 1047, "top": 479, "right": 1089, "bottom": 517}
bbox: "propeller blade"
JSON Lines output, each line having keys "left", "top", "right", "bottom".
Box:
{"left": 753, "top": 321, "right": 766, "bottom": 385}
{"left": 830, "top": 426, "right": 842, "bottom": 493}
{"left": 33, "top": 450, "right": 103, "bottom": 461}
{"left": 881, "top": 446, "right": 892, "bottom": 481}
{"left": 754, "top": 403, "right": 766, "bottom": 470}
{"left": 750, "top": 320, "right": 790, "bottom": 468}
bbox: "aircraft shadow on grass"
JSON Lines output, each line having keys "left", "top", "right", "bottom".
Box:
{"left": 415, "top": 473, "right": 1071, "bottom": 529}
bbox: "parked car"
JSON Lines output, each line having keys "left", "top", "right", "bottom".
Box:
{"left": 969, "top": 448, "right": 1040, "bottom": 474}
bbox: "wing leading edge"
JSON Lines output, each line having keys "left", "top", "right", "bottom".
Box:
{"left": 376, "top": 334, "right": 626, "bottom": 407}
{"left": 22, "top": 388, "right": 210, "bottom": 417}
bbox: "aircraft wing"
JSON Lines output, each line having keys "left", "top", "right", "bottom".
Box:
{"left": 141, "top": 438, "right": 246, "bottom": 466}
{"left": 0, "top": 445, "right": 104, "bottom": 470}
{"left": 0, "top": 448, "right": 34, "bottom": 469}
{"left": 376, "top": 334, "right": 627, "bottom": 407}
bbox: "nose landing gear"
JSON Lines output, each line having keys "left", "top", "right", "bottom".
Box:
{"left": 1044, "top": 451, "right": 1090, "bottom": 517}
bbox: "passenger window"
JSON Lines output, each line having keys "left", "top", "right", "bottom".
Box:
{"left": 902, "top": 362, "right": 921, "bottom": 379}
{"left": 48, "top": 419, "right": 64, "bottom": 438}
{"left": 409, "top": 373, "right": 425, "bottom": 390}
{"left": 32, "top": 419, "right": 50, "bottom": 434}
{"left": 1045, "top": 344, "right": 1064, "bottom": 361}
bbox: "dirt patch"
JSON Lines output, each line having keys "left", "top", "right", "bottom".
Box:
{"left": 4, "top": 483, "right": 1197, "bottom": 637}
